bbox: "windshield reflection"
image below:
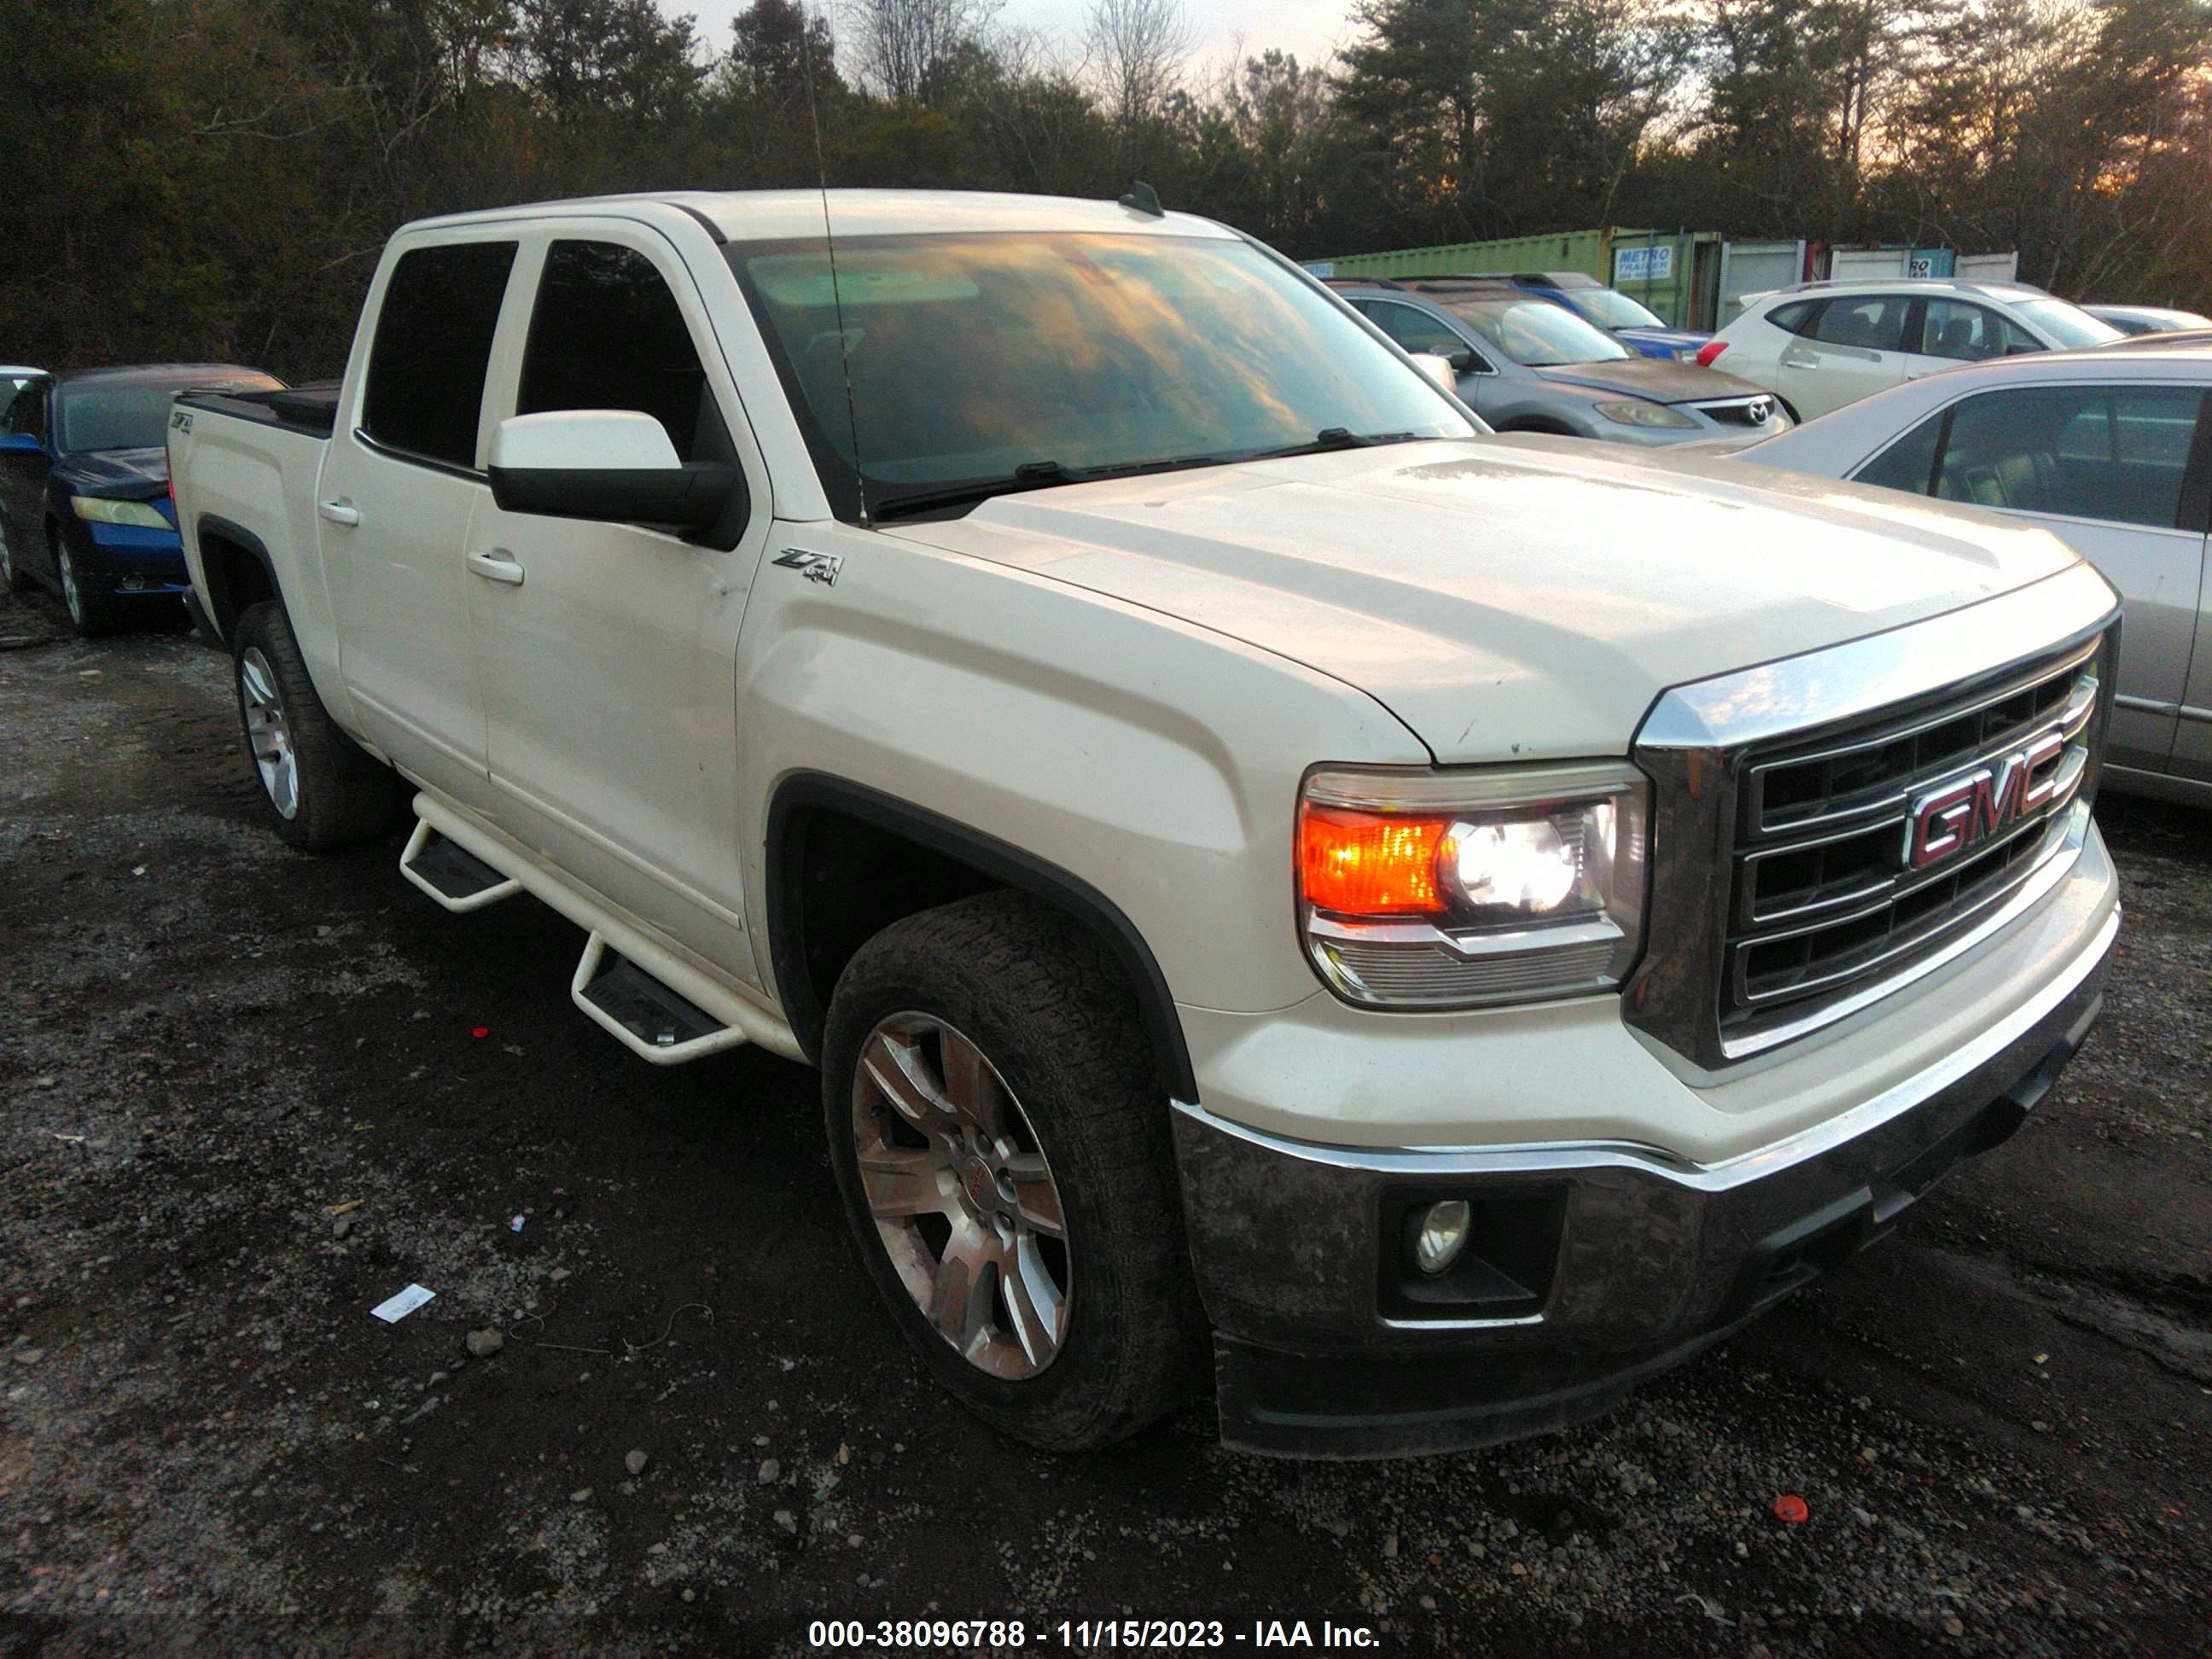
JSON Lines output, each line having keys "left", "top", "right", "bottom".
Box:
{"left": 731, "top": 231, "right": 1470, "bottom": 519}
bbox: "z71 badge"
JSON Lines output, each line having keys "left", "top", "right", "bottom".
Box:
{"left": 772, "top": 549, "right": 841, "bottom": 586}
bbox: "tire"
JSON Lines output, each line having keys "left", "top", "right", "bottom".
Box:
{"left": 53, "top": 532, "right": 119, "bottom": 636}
{"left": 1777, "top": 397, "right": 1803, "bottom": 424}
{"left": 0, "top": 513, "right": 26, "bottom": 594}
{"left": 821, "top": 891, "right": 1205, "bottom": 1452}
{"left": 230, "top": 599, "right": 407, "bottom": 850}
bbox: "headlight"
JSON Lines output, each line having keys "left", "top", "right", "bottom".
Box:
{"left": 73, "top": 497, "right": 170, "bottom": 528}
{"left": 1592, "top": 400, "right": 1697, "bottom": 429}
{"left": 1297, "top": 763, "right": 1648, "bottom": 1009}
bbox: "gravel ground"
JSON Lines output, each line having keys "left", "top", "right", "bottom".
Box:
{"left": 2, "top": 591, "right": 2208, "bottom": 1657}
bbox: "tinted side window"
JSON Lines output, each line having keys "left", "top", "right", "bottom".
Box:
{"left": 1365, "top": 301, "right": 1468, "bottom": 361}
{"left": 1936, "top": 385, "right": 2199, "bottom": 529}
{"left": 362, "top": 241, "right": 518, "bottom": 468}
{"left": 517, "top": 241, "right": 710, "bottom": 460}
{"left": 1918, "top": 300, "right": 2008, "bottom": 363}
{"left": 1767, "top": 300, "right": 1819, "bottom": 336}
{"left": 1854, "top": 411, "right": 1944, "bottom": 493}
{"left": 1812, "top": 294, "right": 1911, "bottom": 352}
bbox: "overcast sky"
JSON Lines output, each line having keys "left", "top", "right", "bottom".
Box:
{"left": 679, "top": 0, "right": 1359, "bottom": 81}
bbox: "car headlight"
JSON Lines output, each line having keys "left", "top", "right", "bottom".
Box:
{"left": 1297, "top": 763, "right": 1649, "bottom": 1009}
{"left": 73, "top": 497, "right": 170, "bottom": 529}
{"left": 1592, "top": 400, "right": 1698, "bottom": 429}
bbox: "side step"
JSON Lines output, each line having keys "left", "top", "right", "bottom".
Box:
{"left": 399, "top": 819, "right": 522, "bottom": 913}
{"left": 571, "top": 934, "right": 752, "bottom": 1066}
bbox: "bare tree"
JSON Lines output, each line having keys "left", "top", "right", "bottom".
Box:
{"left": 1084, "top": 0, "right": 1192, "bottom": 131}
{"left": 841, "top": 0, "right": 999, "bottom": 101}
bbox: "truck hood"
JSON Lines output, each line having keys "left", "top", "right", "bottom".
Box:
{"left": 883, "top": 436, "right": 2081, "bottom": 763}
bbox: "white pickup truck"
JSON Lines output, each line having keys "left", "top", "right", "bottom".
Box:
{"left": 170, "top": 189, "right": 2122, "bottom": 1458}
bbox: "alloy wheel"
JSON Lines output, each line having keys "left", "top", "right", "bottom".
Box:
{"left": 55, "top": 544, "right": 84, "bottom": 626}
{"left": 238, "top": 646, "right": 300, "bottom": 819}
{"left": 851, "top": 1012, "right": 1071, "bottom": 1379}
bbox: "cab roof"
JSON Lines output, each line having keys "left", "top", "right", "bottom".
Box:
{"left": 405, "top": 189, "right": 1237, "bottom": 245}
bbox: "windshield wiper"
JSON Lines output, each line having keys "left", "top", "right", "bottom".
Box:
{"left": 1233, "top": 428, "right": 1428, "bottom": 463}
{"left": 870, "top": 460, "right": 1074, "bottom": 522}
{"left": 868, "top": 431, "right": 1428, "bottom": 522}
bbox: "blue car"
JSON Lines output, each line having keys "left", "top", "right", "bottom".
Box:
{"left": 1462, "top": 272, "right": 1714, "bottom": 362}
{"left": 0, "top": 363, "right": 280, "bottom": 634}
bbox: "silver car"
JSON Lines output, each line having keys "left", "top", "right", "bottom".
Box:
{"left": 1711, "top": 343, "right": 2212, "bottom": 802}
{"left": 1336, "top": 281, "right": 1787, "bottom": 446}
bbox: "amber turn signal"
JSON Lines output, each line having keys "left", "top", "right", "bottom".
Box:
{"left": 1298, "top": 806, "right": 1453, "bottom": 916}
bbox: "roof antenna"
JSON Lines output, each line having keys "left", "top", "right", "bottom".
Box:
{"left": 1118, "top": 181, "right": 1164, "bottom": 218}
{"left": 799, "top": 3, "right": 869, "bottom": 523}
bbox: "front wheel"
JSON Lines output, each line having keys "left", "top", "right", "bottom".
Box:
{"left": 0, "top": 514, "right": 27, "bottom": 594}
{"left": 230, "top": 600, "right": 406, "bottom": 850}
{"left": 54, "top": 535, "right": 118, "bottom": 635}
{"left": 821, "top": 892, "right": 1205, "bottom": 1452}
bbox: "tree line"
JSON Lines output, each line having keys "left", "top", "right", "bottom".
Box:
{"left": 3, "top": 0, "right": 2209, "bottom": 381}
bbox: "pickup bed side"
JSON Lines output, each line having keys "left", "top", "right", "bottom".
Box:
{"left": 172, "top": 384, "right": 367, "bottom": 741}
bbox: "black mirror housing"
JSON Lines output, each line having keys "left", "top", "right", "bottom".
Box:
{"left": 486, "top": 461, "right": 738, "bottom": 529}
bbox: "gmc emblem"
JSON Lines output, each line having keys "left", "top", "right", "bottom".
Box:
{"left": 1904, "top": 728, "right": 2069, "bottom": 869}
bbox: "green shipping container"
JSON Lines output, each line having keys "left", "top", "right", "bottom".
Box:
{"left": 1309, "top": 229, "right": 1720, "bottom": 329}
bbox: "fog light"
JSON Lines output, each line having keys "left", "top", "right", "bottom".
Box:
{"left": 1412, "top": 1199, "right": 1472, "bottom": 1276}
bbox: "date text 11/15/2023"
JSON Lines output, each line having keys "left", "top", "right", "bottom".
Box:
{"left": 806, "top": 1618, "right": 1383, "bottom": 1650}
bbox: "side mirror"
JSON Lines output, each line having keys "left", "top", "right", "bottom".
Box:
{"left": 0, "top": 432, "right": 41, "bottom": 455}
{"left": 486, "top": 410, "right": 736, "bottom": 529}
{"left": 1411, "top": 352, "right": 1460, "bottom": 392}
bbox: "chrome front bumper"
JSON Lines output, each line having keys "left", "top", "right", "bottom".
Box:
{"left": 1171, "top": 904, "right": 2117, "bottom": 1458}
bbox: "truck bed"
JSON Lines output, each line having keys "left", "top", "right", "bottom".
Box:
{"left": 178, "top": 381, "right": 341, "bottom": 440}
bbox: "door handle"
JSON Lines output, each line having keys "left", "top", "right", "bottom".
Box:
{"left": 317, "top": 499, "right": 359, "bottom": 527}
{"left": 466, "top": 548, "right": 524, "bottom": 586}
{"left": 1780, "top": 347, "right": 1818, "bottom": 369}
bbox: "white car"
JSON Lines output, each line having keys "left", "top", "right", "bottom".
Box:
{"left": 1704, "top": 279, "right": 2120, "bottom": 422}
{"left": 166, "top": 189, "right": 2122, "bottom": 1458}
{"left": 1712, "top": 343, "right": 2212, "bottom": 803}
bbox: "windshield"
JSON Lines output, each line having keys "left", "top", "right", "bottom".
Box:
{"left": 57, "top": 374, "right": 278, "bottom": 452}
{"left": 1435, "top": 297, "right": 1633, "bottom": 366}
{"left": 1565, "top": 288, "right": 1667, "bottom": 330}
{"left": 729, "top": 231, "right": 1470, "bottom": 518}
{"left": 2014, "top": 300, "right": 2122, "bottom": 350}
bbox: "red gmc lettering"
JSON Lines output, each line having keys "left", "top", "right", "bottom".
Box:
{"left": 1906, "top": 728, "right": 2069, "bottom": 870}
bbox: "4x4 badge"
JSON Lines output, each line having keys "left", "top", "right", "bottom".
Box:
{"left": 773, "top": 549, "right": 842, "bottom": 587}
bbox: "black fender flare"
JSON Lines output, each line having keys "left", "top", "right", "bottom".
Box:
{"left": 191, "top": 513, "right": 281, "bottom": 643}
{"left": 765, "top": 773, "right": 1199, "bottom": 1102}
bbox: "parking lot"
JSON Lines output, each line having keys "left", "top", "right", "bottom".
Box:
{"left": 2, "top": 590, "right": 2208, "bottom": 1656}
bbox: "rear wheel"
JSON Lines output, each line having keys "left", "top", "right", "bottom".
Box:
{"left": 821, "top": 892, "right": 1205, "bottom": 1452}
{"left": 230, "top": 600, "right": 406, "bottom": 849}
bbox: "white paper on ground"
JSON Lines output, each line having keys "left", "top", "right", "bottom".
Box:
{"left": 370, "top": 1284, "right": 436, "bottom": 1323}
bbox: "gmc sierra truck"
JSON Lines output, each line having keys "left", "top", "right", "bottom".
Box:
{"left": 169, "top": 189, "right": 2122, "bottom": 1458}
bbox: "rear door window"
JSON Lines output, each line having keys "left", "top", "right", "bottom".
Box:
{"left": 515, "top": 241, "right": 714, "bottom": 461}
{"left": 1933, "top": 385, "right": 2201, "bottom": 528}
{"left": 1767, "top": 300, "right": 1820, "bottom": 337}
{"left": 361, "top": 241, "right": 519, "bottom": 469}
{"left": 1811, "top": 294, "right": 1912, "bottom": 352}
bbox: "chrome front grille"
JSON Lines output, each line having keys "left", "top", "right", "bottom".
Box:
{"left": 1720, "top": 648, "right": 2099, "bottom": 1053}
{"left": 1691, "top": 395, "right": 1777, "bottom": 428}
{"left": 1623, "top": 563, "right": 2122, "bottom": 1072}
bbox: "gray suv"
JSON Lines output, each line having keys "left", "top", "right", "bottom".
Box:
{"left": 1337, "top": 279, "right": 1787, "bottom": 446}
